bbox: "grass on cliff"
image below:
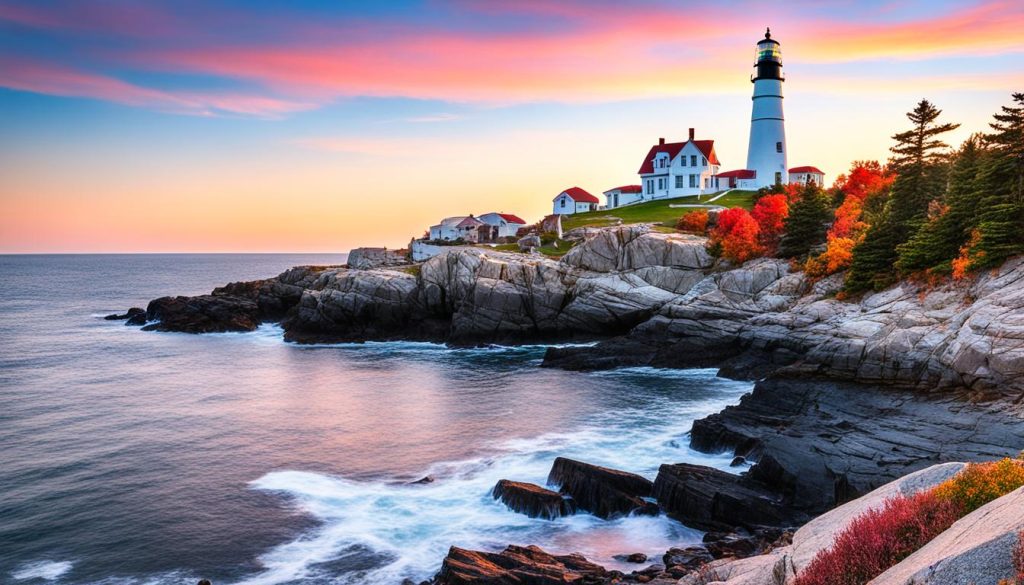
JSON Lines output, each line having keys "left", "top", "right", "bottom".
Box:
{"left": 560, "top": 190, "right": 755, "bottom": 231}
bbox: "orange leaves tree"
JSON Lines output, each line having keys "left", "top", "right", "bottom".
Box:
{"left": 709, "top": 208, "right": 763, "bottom": 264}
{"left": 676, "top": 210, "right": 709, "bottom": 233}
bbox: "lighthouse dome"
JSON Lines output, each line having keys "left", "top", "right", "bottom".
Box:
{"left": 755, "top": 28, "right": 782, "bottom": 64}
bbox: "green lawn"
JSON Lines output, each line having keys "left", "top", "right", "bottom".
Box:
{"left": 561, "top": 190, "right": 756, "bottom": 231}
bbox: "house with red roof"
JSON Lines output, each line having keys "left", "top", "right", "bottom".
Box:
{"left": 602, "top": 185, "right": 643, "bottom": 209}
{"left": 788, "top": 166, "right": 825, "bottom": 186}
{"left": 552, "top": 187, "right": 599, "bottom": 215}
{"left": 637, "top": 128, "right": 721, "bottom": 202}
{"left": 478, "top": 212, "right": 528, "bottom": 239}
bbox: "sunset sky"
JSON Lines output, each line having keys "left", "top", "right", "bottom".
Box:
{"left": 1, "top": 0, "right": 1022, "bottom": 253}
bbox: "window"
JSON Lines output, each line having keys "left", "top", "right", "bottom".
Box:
{"left": 702, "top": 156, "right": 707, "bottom": 166}
{"left": 657, "top": 178, "right": 665, "bottom": 190}
{"left": 776, "top": 142, "right": 783, "bottom": 153}
{"left": 690, "top": 155, "right": 697, "bottom": 166}
{"left": 646, "top": 180, "right": 653, "bottom": 194}
{"left": 775, "top": 171, "right": 782, "bottom": 184}
{"left": 560, "top": 197, "right": 565, "bottom": 208}
{"left": 675, "top": 175, "right": 683, "bottom": 189}
{"left": 689, "top": 174, "right": 697, "bottom": 188}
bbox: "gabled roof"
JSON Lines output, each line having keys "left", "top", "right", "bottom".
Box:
{"left": 717, "top": 169, "right": 756, "bottom": 179}
{"left": 789, "top": 166, "right": 824, "bottom": 174}
{"left": 498, "top": 213, "right": 526, "bottom": 224}
{"left": 456, "top": 216, "right": 484, "bottom": 228}
{"left": 555, "top": 187, "right": 599, "bottom": 203}
{"left": 604, "top": 185, "right": 642, "bottom": 194}
{"left": 638, "top": 139, "right": 720, "bottom": 174}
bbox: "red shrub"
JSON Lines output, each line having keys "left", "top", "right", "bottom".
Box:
{"left": 677, "top": 210, "right": 709, "bottom": 233}
{"left": 792, "top": 491, "right": 962, "bottom": 585}
{"left": 709, "top": 208, "right": 763, "bottom": 264}
{"left": 751, "top": 194, "right": 789, "bottom": 250}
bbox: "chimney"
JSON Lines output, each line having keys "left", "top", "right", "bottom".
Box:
{"left": 688, "top": 128, "right": 695, "bottom": 141}
{"left": 658, "top": 137, "right": 665, "bottom": 145}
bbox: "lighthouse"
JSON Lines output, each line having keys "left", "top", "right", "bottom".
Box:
{"left": 746, "top": 28, "right": 787, "bottom": 188}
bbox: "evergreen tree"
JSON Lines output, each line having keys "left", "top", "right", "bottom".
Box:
{"left": 846, "top": 99, "right": 959, "bottom": 291}
{"left": 969, "top": 92, "right": 1024, "bottom": 269}
{"left": 779, "top": 182, "right": 831, "bottom": 258}
{"left": 895, "top": 135, "right": 988, "bottom": 274}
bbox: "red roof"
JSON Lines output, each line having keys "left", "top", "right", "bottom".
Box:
{"left": 556, "top": 187, "right": 599, "bottom": 203}
{"left": 637, "top": 139, "right": 720, "bottom": 174}
{"left": 606, "top": 185, "right": 642, "bottom": 193}
{"left": 717, "top": 169, "right": 756, "bottom": 179}
{"left": 498, "top": 213, "right": 526, "bottom": 225}
{"left": 789, "top": 166, "right": 824, "bottom": 174}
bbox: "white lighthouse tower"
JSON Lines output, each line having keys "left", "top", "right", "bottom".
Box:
{"left": 746, "top": 28, "right": 787, "bottom": 188}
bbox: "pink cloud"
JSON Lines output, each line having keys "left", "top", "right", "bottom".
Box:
{"left": 0, "top": 56, "right": 317, "bottom": 117}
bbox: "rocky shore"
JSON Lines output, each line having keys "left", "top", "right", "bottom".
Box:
{"left": 111, "top": 224, "right": 1024, "bottom": 583}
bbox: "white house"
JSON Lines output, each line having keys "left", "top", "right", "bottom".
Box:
{"left": 716, "top": 169, "right": 759, "bottom": 190}
{"left": 603, "top": 185, "right": 643, "bottom": 209}
{"left": 429, "top": 216, "right": 468, "bottom": 241}
{"left": 553, "top": 187, "right": 599, "bottom": 215}
{"left": 638, "top": 128, "right": 721, "bottom": 200}
{"left": 478, "top": 212, "right": 528, "bottom": 239}
{"left": 788, "top": 166, "right": 825, "bottom": 186}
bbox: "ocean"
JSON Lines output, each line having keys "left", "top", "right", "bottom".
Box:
{"left": 0, "top": 254, "right": 751, "bottom": 585}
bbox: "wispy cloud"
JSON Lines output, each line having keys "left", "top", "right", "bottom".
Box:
{"left": 0, "top": 0, "right": 1021, "bottom": 117}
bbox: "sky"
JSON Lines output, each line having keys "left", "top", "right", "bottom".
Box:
{"left": 0, "top": 0, "right": 1022, "bottom": 253}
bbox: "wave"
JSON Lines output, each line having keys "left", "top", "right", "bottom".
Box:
{"left": 236, "top": 378, "right": 750, "bottom": 585}
{"left": 12, "top": 560, "right": 74, "bottom": 581}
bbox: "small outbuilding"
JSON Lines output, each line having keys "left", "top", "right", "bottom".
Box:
{"left": 553, "top": 187, "right": 599, "bottom": 215}
{"left": 603, "top": 185, "right": 643, "bottom": 209}
{"left": 788, "top": 166, "right": 825, "bottom": 186}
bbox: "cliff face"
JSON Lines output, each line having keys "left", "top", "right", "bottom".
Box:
{"left": 133, "top": 224, "right": 1024, "bottom": 394}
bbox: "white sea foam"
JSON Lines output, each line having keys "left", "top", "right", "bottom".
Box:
{"left": 237, "top": 374, "right": 751, "bottom": 585}
{"left": 11, "top": 560, "right": 74, "bottom": 581}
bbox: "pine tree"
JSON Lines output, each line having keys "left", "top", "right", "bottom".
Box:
{"left": 779, "top": 182, "right": 832, "bottom": 258}
{"left": 895, "top": 135, "right": 988, "bottom": 274}
{"left": 846, "top": 99, "right": 959, "bottom": 291}
{"left": 968, "top": 92, "right": 1024, "bottom": 269}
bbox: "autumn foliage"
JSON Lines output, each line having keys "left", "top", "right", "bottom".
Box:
{"left": 791, "top": 491, "right": 962, "bottom": 585}
{"left": 795, "top": 456, "right": 1024, "bottom": 585}
{"left": 676, "top": 210, "right": 709, "bottom": 234}
{"left": 751, "top": 194, "right": 789, "bottom": 251}
{"left": 931, "top": 458, "right": 1024, "bottom": 514}
{"left": 709, "top": 208, "right": 762, "bottom": 263}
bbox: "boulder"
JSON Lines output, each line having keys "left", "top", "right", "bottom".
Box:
{"left": 491, "top": 480, "right": 575, "bottom": 520}
{"left": 347, "top": 247, "right": 409, "bottom": 270}
{"left": 664, "top": 546, "right": 714, "bottom": 571}
{"left": 652, "top": 463, "right": 804, "bottom": 531}
{"left": 517, "top": 234, "right": 541, "bottom": 252}
{"left": 141, "top": 294, "right": 261, "bottom": 333}
{"left": 547, "top": 457, "right": 657, "bottom": 519}
{"left": 434, "top": 545, "right": 608, "bottom": 585}
{"left": 871, "top": 486, "right": 1024, "bottom": 585}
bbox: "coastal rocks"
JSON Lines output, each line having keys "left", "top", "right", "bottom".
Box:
{"left": 434, "top": 544, "right": 608, "bottom": 585}
{"left": 347, "top": 247, "right": 409, "bottom": 270}
{"left": 652, "top": 463, "right": 804, "bottom": 532}
{"left": 547, "top": 457, "right": 657, "bottom": 519}
{"left": 104, "top": 307, "right": 144, "bottom": 321}
{"left": 689, "top": 378, "right": 1024, "bottom": 515}
{"left": 560, "top": 226, "right": 713, "bottom": 272}
{"left": 141, "top": 294, "right": 261, "bottom": 333}
{"left": 491, "top": 480, "right": 575, "bottom": 520}
{"left": 681, "top": 463, "right": 970, "bottom": 585}
{"left": 664, "top": 547, "right": 714, "bottom": 572}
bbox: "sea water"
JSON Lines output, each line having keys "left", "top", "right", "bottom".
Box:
{"left": 0, "top": 255, "right": 751, "bottom": 584}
